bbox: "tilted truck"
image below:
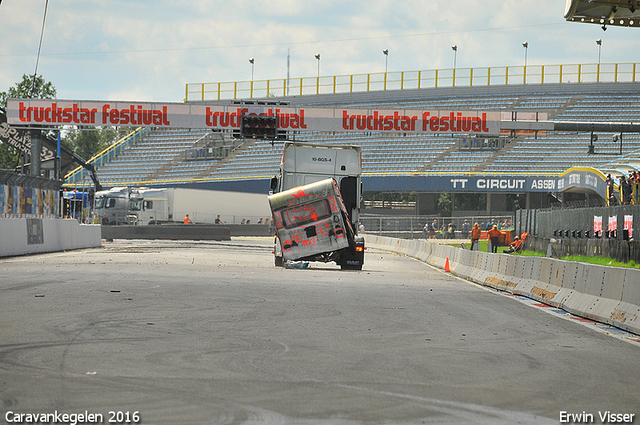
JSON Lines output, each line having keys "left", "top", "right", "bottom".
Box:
{"left": 268, "top": 142, "right": 365, "bottom": 270}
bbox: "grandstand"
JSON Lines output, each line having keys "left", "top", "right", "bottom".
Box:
{"left": 65, "top": 77, "right": 640, "bottom": 201}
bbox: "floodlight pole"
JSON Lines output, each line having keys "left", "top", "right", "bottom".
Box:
{"left": 452, "top": 45, "right": 457, "bottom": 86}
{"left": 315, "top": 54, "right": 321, "bottom": 94}
{"left": 383, "top": 49, "right": 389, "bottom": 73}
{"left": 596, "top": 39, "right": 602, "bottom": 82}
{"left": 249, "top": 58, "right": 255, "bottom": 98}
{"left": 522, "top": 41, "right": 528, "bottom": 83}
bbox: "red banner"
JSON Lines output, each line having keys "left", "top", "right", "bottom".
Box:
{"left": 7, "top": 99, "right": 501, "bottom": 135}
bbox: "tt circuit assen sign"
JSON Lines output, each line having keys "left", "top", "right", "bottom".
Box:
{"left": 364, "top": 168, "right": 607, "bottom": 197}
{"left": 7, "top": 99, "right": 501, "bottom": 135}
{"left": 363, "top": 174, "right": 561, "bottom": 193}
{"left": 437, "top": 175, "right": 558, "bottom": 193}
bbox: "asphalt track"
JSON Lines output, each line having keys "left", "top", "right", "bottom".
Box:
{"left": 1, "top": 238, "right": 639, "bottom": 425}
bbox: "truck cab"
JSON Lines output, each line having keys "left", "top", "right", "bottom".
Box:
{"left": 94, "top": 187, "right": 132, "bottom": 225}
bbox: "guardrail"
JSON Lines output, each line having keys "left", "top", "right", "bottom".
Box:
{"left": 185, "top": 62, "right": 640, "bottom": 101}
{"left": 366, "top": 235, "right": 640, "bottom": 336}
{"left": 361, "top": 215, "right": 513, "bottom": 239}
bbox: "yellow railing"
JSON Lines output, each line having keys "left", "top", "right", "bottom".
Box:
{"left": 185, "top": 62, "right": 639, "bottom": 102}
{"left": 64, "top": 127, "right": 148, "bottom": 186}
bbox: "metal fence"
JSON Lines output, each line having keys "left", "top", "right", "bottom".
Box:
{"left": 360, "top": 214, "right": 514, "bottom": 239}
{"left": 185, "top": 62, "right": 640, "bottom": 101}
{"left": 516, "top": 205, "right": 640, "bottom": 241}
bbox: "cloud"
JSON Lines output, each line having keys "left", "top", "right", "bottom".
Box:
{"left": 0, "top": 0, "right": 637, "bottom": 102}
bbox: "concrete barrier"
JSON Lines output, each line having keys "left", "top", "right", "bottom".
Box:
{"left": 509, "top": 256, "right": 528, "bottom": 288}
{"left": 470, "top": 251, "right": 488, "bottom": 284}
{"left": 585, "top": 267, "right": 627, "bottom": 327}
{"left": 102, "top": 225, "right": 231, "bottom": 241}
{"left": 0, "top": 218, "right": 102, "bottom": 257}
{"left": 366, "top": 234, "right": 640, "bottom": 336}
{"left": 617, "top": 270, "right": 640, "bottom": 333}
{"left": 553, "top": 262, "right": 582, "bottom": 308}
{"left": 455, "top": 249, "right": 474, "bottom": 278}
{"left": 475, "top": 252, "right": 495, "bottom": 286}
{"left": 516, "top": 257, "right": 543, "bottom": 296}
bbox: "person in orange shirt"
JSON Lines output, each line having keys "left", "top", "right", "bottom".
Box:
{"left": 471, "top": 222, "right": 481, "bottom": 250}
{"left": 506, "top": 236, "right": 522, "bottom": 253}
{"left": 184, "top": 214, "right": 193, "bottom": 224}
{"left": 487, "top": 224, "right": 501, "bottom": 253}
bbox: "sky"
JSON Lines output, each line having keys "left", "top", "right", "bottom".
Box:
{"left": 1, "top": 0, "right": 638, "bottom": 103}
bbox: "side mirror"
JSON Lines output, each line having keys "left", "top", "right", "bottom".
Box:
{"left": 270, "top": 176, "right": 279, "bottom": 193}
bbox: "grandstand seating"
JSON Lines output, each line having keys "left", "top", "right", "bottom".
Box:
{"left": 65, "top": 82, "right": 640, "bottom": 188}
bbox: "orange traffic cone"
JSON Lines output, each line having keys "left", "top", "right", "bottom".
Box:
{"left": 444, "top": 257, "right": 451, "bottom": 272}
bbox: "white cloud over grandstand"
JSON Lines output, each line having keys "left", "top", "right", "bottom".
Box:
{"left": 0, "top": 0, "right": 638, "bottom": 102}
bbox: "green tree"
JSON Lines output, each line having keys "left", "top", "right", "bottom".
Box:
{"left": 1, "top": 74, "right": 126, "bottom": 169}
{"left": 0, "top": 74, "right": 57, "bottom": 114}
{"left": 436, "top": 193, "right": 488, "bottom": 213}
{"left": 64, "top": 126, "right": 128, "bottom": 161}
{"left": 506, "top": 194, "right": 526, "bottom": 212}
{"left": 455, "top": 193, "right": 487, "bottom": 211}
{"left": 0, "top": 74, "right": 57, "bottom": 170}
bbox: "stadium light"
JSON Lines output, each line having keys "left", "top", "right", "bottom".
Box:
{"left": 452, "top": 45, "right": 457, "bottom": 87}
{"left": 383, "top": 49, "right": 389, "bottom": 73}
{"left": 241, "top": 114, "right": 277, "bottom": 140}
{"left": 315, "top": 54, "right": 321, "bottom": 78}
{"left": 613, "top": 133, "right": 623, "bottom": 155}
{"left": 451, "top": 45, "right": 457, "bottom": 69}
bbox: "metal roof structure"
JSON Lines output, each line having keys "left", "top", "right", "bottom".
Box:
{"left": 564, "top": 0, "right": 640, "bottom": 28}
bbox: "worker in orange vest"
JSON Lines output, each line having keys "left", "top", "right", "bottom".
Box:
{"left": 487, "top": 225, "right": 501, "bottom": 253}
{"left": 471, "top": 222, "right": 481, "bottom": 250}
{"left": 184, "top": 214, "right": 193, "bottom": 224}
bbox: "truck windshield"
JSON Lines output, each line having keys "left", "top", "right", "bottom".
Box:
{"left": 95, "top": 198, "right": 105, "bottom": 209}
{"left": 282, "top": 198, "right": 331, "bottom": 228}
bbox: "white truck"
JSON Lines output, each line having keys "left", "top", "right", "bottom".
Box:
{"left": 268, "top": 142, "right": 365, "bottom": 270}
{"left": 94, "top": 186, "right": 270, "bottom": 225}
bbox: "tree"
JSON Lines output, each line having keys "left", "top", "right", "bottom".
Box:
{"left": 1, "top": 74, "right": 126, "bottom": 170}
{"left": 64, "top": 126, "right": 128, "bottom": 161}
{"left": 0, "top": 74, "right": 57, "bottom": 170}
{"left": 0, "top": 74, "right": 56, "bottom": 114}
{"left": 454, "top": 193, "right": 487, "bottom": 211}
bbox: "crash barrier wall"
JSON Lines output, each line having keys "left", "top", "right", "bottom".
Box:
{"left": 516, "top": 205, "right": 640, "bottom": 240}
{"left": 102, "top": 224, "right": 232, "bottom": 241}
{"left": 366, "top": 235, "right": 640, "bottom": 336}
{"left": 0, "top": 218, "right": 102, "bottom": 257}
{"left": 226, "top": 224, "right": 272, "bottom": 237}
